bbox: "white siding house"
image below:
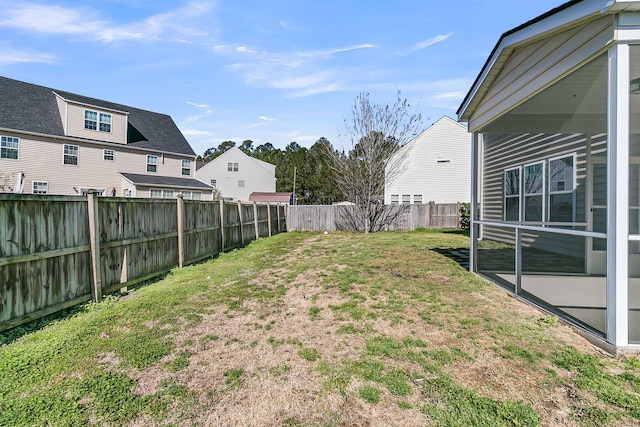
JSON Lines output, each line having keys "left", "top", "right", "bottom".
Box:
{"left": 457, "top": 0, "right": 640, "bottom": 352}
{"left": 196, "top": 147, "right": 276, "bottom": 201}
{"left": 384, "top": 116, "right": 471, "bottom": 205}
{"left": 0, "top": 76, "right": 214, "bottom": 199}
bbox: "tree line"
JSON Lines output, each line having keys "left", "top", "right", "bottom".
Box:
{"left": 197, "top": 91, "right": 422, "bottom": 232}
{"left": 197, "top": 138, "right": 345, "bottom": 205}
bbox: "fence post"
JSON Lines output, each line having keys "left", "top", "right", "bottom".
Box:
{"left": 253, "top": 202, "right": 259, "bottom": 239}
{"left": 118, "top": 202, "right": 128, "bottom": 292}
{"left": 267, "top": 203, "right": 272, "bottom": 236}
{"left": 428, "top": 201, "right": 434, "bottom": 229}
{"left": 87, "top": 191, "right": 102, "bottom": 302}
{"left": 219, "top": 199, "right": 225, "bottom": 252}
{"left": 177, "top": 194, "right": 184, "bottom": 268}
{"left": 238, "top": 201, "right": 244, "bottom": 246}
{"left": 456, "top": 202, "right": 461, "bottom": 229}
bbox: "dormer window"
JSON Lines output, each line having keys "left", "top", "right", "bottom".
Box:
{"left": 84, "top": 110, "right": 111, "bottom": 133}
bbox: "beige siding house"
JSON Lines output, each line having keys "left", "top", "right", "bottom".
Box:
{"left": 384, "top": 116, "right": 471, "bottom": 205}
{"left": 196, "top": 147, "right": 276, "bottom": 201}
{"left": 0, "top": 76, "right": 213, "bottom": 199}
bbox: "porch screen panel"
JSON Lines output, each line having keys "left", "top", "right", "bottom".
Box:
{"left": 476, "top": 225, "right": 516, "bottom": 292}
{"left": 629, "top": 45, "right": 640, "bottom": 344}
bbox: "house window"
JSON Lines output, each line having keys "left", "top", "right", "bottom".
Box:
{"left": 228, "top": 162, "right": 238, "bottom": 172}
{"left": 147, "top": 155, "right": 158, "bottom": 173}
{"left": 32, "top": 181, "right": 48, "bottom": 194}
{"left": 390, "top": 195, "right": 399, "bottom": 204}
{"left": 63, "top": 144, "right": 79, "bottom": 165}
{"left": 182, "top": 191, "right": 192, "bottom": 199}
{"left": 150, "top": 189, "right": 174, "bottom": 199}
{"left": 238, "top": 180, "right": 245, "bottom": 188}
{"left": 210, "top": 179, "right": 216, "bottom": 187}
{"left": 548, "top": 154, "right": 575, "bottom": 222}
{"left": 84, "top": 110, "right": 97, "bottom": 130}
{"left": 182, "top": 159, "right": 191, "bottom": 176}
{"left": 504, "top": 167, "right": 520, "bottom": 221}
{"left": 85, "top": 110, "right": 111, "bottom": 132}
{"left": 103, "top": 149, "right": 114, "bottom": 161}
{"left": 402, "top": 194, "right": 411, "bottom": 204}
{"left": 0, "top": 136, "right": 19, "bottom": 159}
{"left": 414, "top": 194, "right": 423, "bottom": 204}
{"left": 99, "top": 113, "right": 111, "bottom": 132}
{"left": 523, "top": 162, "right": 544, "bottom": 221}
{"left": 192, "top": 192, "right": 201, "bottom": 200}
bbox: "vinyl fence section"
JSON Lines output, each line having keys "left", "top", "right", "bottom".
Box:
{"left": 286, "top": 202, "right": 462, "bottom": 232}
{"left": 0, "top": 194, "right": 286, "bottom": 332}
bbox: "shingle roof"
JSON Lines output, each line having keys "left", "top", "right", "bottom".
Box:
{"left": 0, "top": 76, "right": 195, "bottom": 157}
{"left": 248, "top": 192, "right": 293, "bottom": 203}
{"left": 120, "top": 173, "right": 213, "bottom": 190}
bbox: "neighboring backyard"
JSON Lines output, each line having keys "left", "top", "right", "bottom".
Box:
{"left": 1, "top": 230, "right": 640, "bottom": 426}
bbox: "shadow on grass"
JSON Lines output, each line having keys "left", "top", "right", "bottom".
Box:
{"left": 0, "top": 273, "right": 169, "bottom": 346}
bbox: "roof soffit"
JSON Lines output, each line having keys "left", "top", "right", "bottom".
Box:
{"left": 458, "top": 0, "right": 616, "bottom": 121}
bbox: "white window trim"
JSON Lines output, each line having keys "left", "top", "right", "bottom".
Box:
{"left": 0, "top": 135, "right": 19, "bottom": 160}
{"left": 63, "top": 144, "right": 79, "bottom": 166}
{"left": 147, "top": 155, "right": 158, "bottom": 173}
{"left": 182, "top": 159, "right": 191, "bottom": 176}
{"left": 32, "top": 181, "right": 48, "bottom": 194}
{"left": 523, "top": 161, "right": 545, "bottom": 222}
{"left": 504, "top": 166, "right": 521, "bottom": 221}
{"left": 84, "top": 109, "right": 112, "bottom": 133}
{"left": 103, "top": 149, "right": 115, "bottom": 161}
{"left": 390, "top": 194, "right": 399, "bottom": 205}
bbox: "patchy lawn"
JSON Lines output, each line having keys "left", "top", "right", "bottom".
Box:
{"left": 1, "top": 230, "right": 640, "bottom": 426}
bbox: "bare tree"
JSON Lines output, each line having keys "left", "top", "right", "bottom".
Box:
{"left": 324, "top": 91, "right": 422, "bottom": 232}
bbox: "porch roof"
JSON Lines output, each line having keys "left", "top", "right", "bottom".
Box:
{"left": 457, "top": 0, "right": 640, "bottom": 132}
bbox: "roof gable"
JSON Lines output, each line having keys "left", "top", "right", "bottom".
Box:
{"left": 0, "top": 76, "right": 195, "bottom": 157}
{"left": 199, "top": 146, "right": 276, "bottom": 176}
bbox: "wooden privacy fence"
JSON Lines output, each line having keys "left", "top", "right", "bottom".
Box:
{"left": 0, "top": 193, "right": 286, "bottom": 332}
{"left": 286, "top": 202, "right": 462, "bottom": 232}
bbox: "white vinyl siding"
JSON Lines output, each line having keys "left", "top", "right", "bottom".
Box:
{"left": 1, "top": 136, "right": 19, "bottom": 160}
{"left": 384, "top": 117, "right": 471, "bottom": 204}
{"left": 32, "top": 181, "right": 48, "bottom": 194}
{"left": 63, "top": 144, "right": 78, "bottom": 165}
{"left": 194, "top": 147, "right": 276, "bottom": 201}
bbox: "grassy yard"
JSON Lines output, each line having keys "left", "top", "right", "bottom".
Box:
{"left": 1, "top": 230, "right": 640, "bottom": 426}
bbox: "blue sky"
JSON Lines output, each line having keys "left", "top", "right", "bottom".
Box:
{"left": 0, "top": 0, "right": 563, "bottom": 155}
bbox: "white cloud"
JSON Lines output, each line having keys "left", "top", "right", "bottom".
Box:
{"left": 400, "top": 33, "right": 453, "bottom": 55}
{"left": 185, "top": 101, "right": 209, "bottom": 109}
{"left": 0, "top": 1, "right": 218, "bottom": 43}
{"left": 259, "top": 116, "right": 274, "bottom": 122}
{"left": 236, "top": 46, "right": 256, "bottom": 54}
{"left": 0, "top": 42, "right": 56, "bottom": 66}
{"left": 297, "top": 44, "right": 375, "bottom": 58}
{"left": 181, "top": 129, "right": 214, "bottom": 136}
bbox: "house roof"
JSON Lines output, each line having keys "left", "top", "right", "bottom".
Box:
{"left": 456, "top": 0, "right": 630, "bottom": 123}
{"left": 248, "top": 192, "right": 292, "bottom": 203}
{"left": 120, "top": 173, "right": 213, "bottom": 190}
{"left": 198, "top": 147, "right": 276, "bottom": 177}
{"left": 0, "top": 76, "right": 196, "bottom": 157}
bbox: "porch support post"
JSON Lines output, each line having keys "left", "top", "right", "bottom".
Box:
{"left": 607, "top": 43, "right": 630, "bottom": 347}
{"left": 469, "top": 132, "right": 479, "bottom": 272}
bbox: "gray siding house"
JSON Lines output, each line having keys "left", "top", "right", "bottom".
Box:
{"left": 458, "top": 0, "right": 640, "bottom": 351}
{"left": 0, "top": 76, "right": 213, "bottom": 199}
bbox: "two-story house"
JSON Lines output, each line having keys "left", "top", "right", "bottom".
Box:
{"left": 384, "top": 116, "right": 471, "bottom": 205}
{"left": 195, "top": 146, "right": 276, "bottom": 201}
{"left": 0, "top": 76, "right": 213, "bottom": 199}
